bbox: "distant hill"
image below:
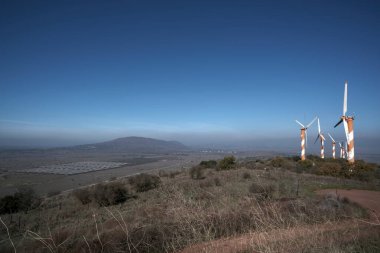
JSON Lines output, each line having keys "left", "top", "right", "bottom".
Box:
{"left": 76, "top": 136, "right": 190, "bottom": 153}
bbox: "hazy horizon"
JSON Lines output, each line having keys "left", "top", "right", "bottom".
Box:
{"left": 1, "top": 1, "right": 380, "bottom": 153}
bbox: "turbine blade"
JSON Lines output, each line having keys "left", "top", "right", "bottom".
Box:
{"left": 295, "top": 120, "right": 305, "bottom": 128}
{"left": 314, "top": 134, "right": 320, "bottom": 144}
{"left": 328, "top": 133, "right": 335, "bottom": 142}
{"left": 306, "top": 117, "right": 317, "bottom": 128}
{"left": 343, "top": 81, "right": 348, "bottom": 116}
{"left": 317, "top": 118, "right": 321, "bottom": 134}
{"left": 334, "top": 119, "right": 343, "bottom": 128}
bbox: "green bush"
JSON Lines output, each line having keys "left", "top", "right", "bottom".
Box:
{"left": 291, "top": 156, "right": 301, "bottom": 162}
{"left": 93, "top": 182, "right": 131, "bottom": 206}
{"left": 218, "top": 156, "right": 236, "bottom": 170}
{"left": 199, "top": 160, "right": 217, "bottom": 168}
{"left": 0, "top": 195, "right": 19, "bottom": 214}
{"left": 129, "top": 173, "right": 161, "bottom": 192}
{"left": 351, "top": 160, "right": 377, "bottom": 181}
{"left": 317, "top": 162, "right": 342, "bottom": 177}
{"left": 297, "top": 159, "right": 314, "bottom": 171}
{"left": 0, "top": 187, "right": 39, "bottom": 214}
{"left": 190, "top": 165, "right": 205, "bottom": 180}
{"left": 271, "top": 157, "right": 285, "bottom": 167}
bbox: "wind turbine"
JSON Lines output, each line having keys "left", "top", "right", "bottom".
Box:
{"left": 314, "top": 118, "right": 326, "bottom": 159}
{"left": 340, "top": 142, "right": 347, "bottom": 159}
{"left": 338, "top": 142, "right": 344, "bottom": 158}
{"left": 334, "top": 81, "right": 355, "bottom": 163}
{"left": 295, "top": 117, "right": 317, "bottom": 160}
{"left": 345, "top": 142, "right": 349, "bottom": 159}
{"left": 328, "top": 133, "right": 336, "bottom": 159}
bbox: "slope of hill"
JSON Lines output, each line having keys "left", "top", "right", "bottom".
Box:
{"left": 1, "top": 157, "right": 379, "bottom": 252}
{"left": 76, "top": 136, "right": 190, "bottom": 153}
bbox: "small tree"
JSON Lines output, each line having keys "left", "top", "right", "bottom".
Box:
{"left": 199, "top": 160, "right": 217, "bottom": 168}
{"left": 218, "top": 156, "right": 236, "bottom": 170}
{"left": 93, "top": 182, "right": 130, "bottom": 206}
{"left": 129, "top": 174, "right": 161, "bottom": 192}
{"left": 0, "top": 187, "right": 39, "bottom": 214}
{"left": 317, "top": 162, "right": 342, "bottom": 177}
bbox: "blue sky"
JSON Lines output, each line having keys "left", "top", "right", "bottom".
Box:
{"left": 1, "top": 0, "right": 380, "bottom": 149}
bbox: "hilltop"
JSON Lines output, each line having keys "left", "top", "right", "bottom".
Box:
{"left": 0, "top": 156, "right": 379, "bottom": 252}
{"left": 76, "top": 136, "right": 189, "bottom": 153}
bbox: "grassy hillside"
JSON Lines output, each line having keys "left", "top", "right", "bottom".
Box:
{"left": 0, "top": 156, "right": 379, "bottom": 252}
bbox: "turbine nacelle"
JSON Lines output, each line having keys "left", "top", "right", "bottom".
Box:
{"left": 295, "top": 117, "right": 317, "bottom": 147}
{"left": 314, "top": 117, "right": 325, "bottom": 143}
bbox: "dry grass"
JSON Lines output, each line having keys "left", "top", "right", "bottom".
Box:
{"left": 0, "top": 163, "right": 378, "bottom": 253}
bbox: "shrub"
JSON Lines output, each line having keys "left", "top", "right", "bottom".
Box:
{"left": 199, "top": 160, "right": 217, "bottom": 168}
{"left": 129, "top": 173, "right": 161, "bottom": 192}
{"left": 0, "top": 187, "right": 39, "bottom": 214}
{"left": 93, "top": 182, "right": 131, "bottom": 206}
{"left": 190, "top": 165, "right": 205, "bottom": 180}
{"left": 0, "top": 195, "right": 19, "bottom": 214}
{"left": 218, "top": 156, "right": 236, "bottom": 170}
{"left": 242, "top": 172, "right": 251, "bottom": 179}
{"left": 73, "top": 188, "right": 92, "bottom": 205}
{"left": 291, "top": 156, "right": 301, "bottom": 162}
{"left": 249, "top": 183, "right": 275, "bottom": 200}
{"left": 351, "top": 160, "right": 376, "bottom": 181}
{"left": 297, "top": 159, "right": 314, "bottom": 171}
{"left": 169, "top": 171, "right": 181, "bottom": 178}
{"left": 317, "top": 162, "right": 342, "bottom": 177}
{"left": 271, "top": 157, "right": 285, "bottom": 167}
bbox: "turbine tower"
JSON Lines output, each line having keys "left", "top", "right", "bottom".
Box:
{"left": 334, "top": 81, "right": 355, "bottom": 163}
{"left": 314, "top": 118, "right": 325, "bottom": 159}
{"left": 345, "top": 142, "right": 349, "bottom": 159}
{"left": 328, "top": 133, "right": 336, "bottom": 159}
{"left": 339, "top": 142, "right": 344, "bottom": 159}
{"left": 295, "top": 117, "right": 317, "bottom": 160}
{"left": 341, "top": 142, "right": 347, "bottom": 159}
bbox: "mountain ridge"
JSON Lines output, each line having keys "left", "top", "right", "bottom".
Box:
{"left": 76, "top": 136, "right": 189, "bottom": 153}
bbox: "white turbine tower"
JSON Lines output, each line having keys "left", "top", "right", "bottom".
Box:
{"left": 314, "top": 118, "right": 326, "bottom": 159}
{"left": 295, "top": 117, "right": 317, "bottom": 160}
{"left": 334, "top": 81, "right": 355, "bottom": 163}
{"left": 340, "top": 142, "right": 347, "bottom": 159}
{"left": 328, "top": 133, "right": 336, "bottom": 159}
{"left": 338, "top": 142, "right": 344, "bottom": 158}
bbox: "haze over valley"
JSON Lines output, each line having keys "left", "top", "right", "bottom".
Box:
{"left": 1, "top": 1, "right": 380, "bottom": 252}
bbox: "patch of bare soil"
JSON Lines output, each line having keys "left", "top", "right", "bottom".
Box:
{"left": 317, "top": 189, "right": 380, "bottom": 219}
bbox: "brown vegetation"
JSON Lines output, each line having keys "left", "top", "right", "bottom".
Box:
{"left": 0, "top": 156, "right": 379, "bottom": 252}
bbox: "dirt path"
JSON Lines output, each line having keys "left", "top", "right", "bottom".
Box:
{"left": 180, "top": 189, "right": 380, "bottom": 253}
{"left": 179, "top": 220, "right": 369, "bottom": 253}
{"left": 317, "top": 189, "right": 380, "bottom": 218}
